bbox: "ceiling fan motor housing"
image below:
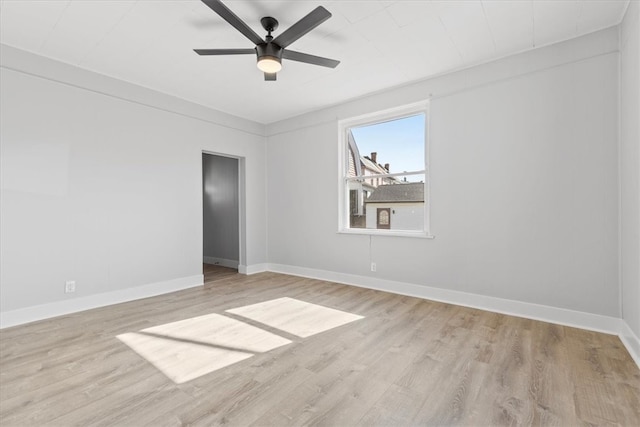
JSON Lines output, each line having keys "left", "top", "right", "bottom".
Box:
{"left": 256, "top": 42, "right": 283, "bottom": 62}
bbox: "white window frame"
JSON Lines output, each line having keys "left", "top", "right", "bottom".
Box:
{"left": 337, "top": 100, "right": 433, "bottom": 238}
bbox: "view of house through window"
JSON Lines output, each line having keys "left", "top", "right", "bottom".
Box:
{"left": 341, "top": 106, "right": 428, "bottom": 234}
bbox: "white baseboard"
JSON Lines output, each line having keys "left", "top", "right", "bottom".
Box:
{"left": 203, "top": 256, "right": 239, "bottom": 269}
{"left": 267, "top": 264, "right": 622, "bottom": 334}
{"left": 620, "top": 321, "right": 640, "bottom": 368}
{"left": 239, "top": 263, "right": 268, "bottom": 275}
{"left": 0, "top": 274, "right": 203, "bottom": 329}
{"left": 2, "top": 262, "right": 638, "bottom": 370}
{"left": 267, "top": 263, "right": 640, "bottom": 368}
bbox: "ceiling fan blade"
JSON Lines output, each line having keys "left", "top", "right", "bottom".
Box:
{"left": 200, "top": 0, "right": 263, "bottom": 45}
{"left": 282, "top": 50, "right": 340, "bottom": 68}
{"left": 264, "top": 72, "right": 277, "bottom": 81}
{"left": 272, "top": 6, "right": 331, "bottom": 48}
{"left": 194, "top": 48, "right": 255, "bottom": 55}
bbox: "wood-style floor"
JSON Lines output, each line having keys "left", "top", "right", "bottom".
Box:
{"left": 1, "top": 272, "right": 639, "bottom": 426}
{"left": 203, "top": 262, "right": 239, "bottom": 284}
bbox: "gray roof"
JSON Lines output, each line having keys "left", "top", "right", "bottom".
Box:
{"left": 366, "top": 182, "right": 424, "bottom": 203}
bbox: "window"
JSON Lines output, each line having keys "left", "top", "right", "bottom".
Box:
{"left": 338, "top": 101, "right": 431, "bottom": 238}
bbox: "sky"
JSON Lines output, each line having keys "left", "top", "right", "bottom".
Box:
{"left": 350, "top": 114, "right": 425, "bottom": 175}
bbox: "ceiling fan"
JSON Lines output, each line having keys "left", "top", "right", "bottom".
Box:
{"left": 194, "top": 0, "right": 340, "bottom": 81}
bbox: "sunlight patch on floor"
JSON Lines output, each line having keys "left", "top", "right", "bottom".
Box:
{"left": 118, "top": 298, "right": 364, "bottom": 384}
{"left": 226, "top": 297, "right": 365, "bottom": 338}
{"left": 117, "top": 313, "right": 291, "bottom": 383}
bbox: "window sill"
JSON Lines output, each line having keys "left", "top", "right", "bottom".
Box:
{"left": 338, "top": 228, "right": 435, "bottom": 239}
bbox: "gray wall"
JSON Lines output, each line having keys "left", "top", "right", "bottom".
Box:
{"left": 266, "top": 28, "right": 620, "bottom": 317}
{"left": 620, "top": 1, "right": 640, "bottom": 340}
{"left": 0, "top": 45, "right": 267, "bottom": 313}
{"left": 203, "top": 154, "right": 239, "bottom": 266}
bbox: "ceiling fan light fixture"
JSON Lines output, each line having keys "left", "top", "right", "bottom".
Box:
{"left": 257, "top": 55, "right": 282, "bottom": 73}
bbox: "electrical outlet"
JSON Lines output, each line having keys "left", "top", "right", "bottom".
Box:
{"left": 65, "top": 280, "right": 76, "bottom": 294}
{"left": 371, "top": 262, "right": 376, "bottom": 272}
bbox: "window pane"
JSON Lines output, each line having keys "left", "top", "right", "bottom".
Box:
{"left": 349, "top": 174, "right": 425, "bottom": 231}
{"left": 349, "top": 114, "right": 425, "bottom": 176}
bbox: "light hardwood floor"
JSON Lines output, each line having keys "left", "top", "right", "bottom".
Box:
{"left": 1, "top": 272, "right": 639, "bottom": 426}
{"left": 203, "top": 263, "right": 239, "bottom": 284}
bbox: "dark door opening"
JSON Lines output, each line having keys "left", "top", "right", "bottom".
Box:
{"left": 202, "top": 153, "right": 239, "bottom": 283}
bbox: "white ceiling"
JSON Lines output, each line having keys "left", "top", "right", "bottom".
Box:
{"left": 0, "top": 0, "right": 630, "bottom": 124}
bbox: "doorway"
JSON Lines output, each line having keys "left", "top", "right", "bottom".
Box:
{"left": 376, "top": 208, "right": 391, "bottom": 229}
{"left": 202, "top": 153, "right": 240, "bottom": 283}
